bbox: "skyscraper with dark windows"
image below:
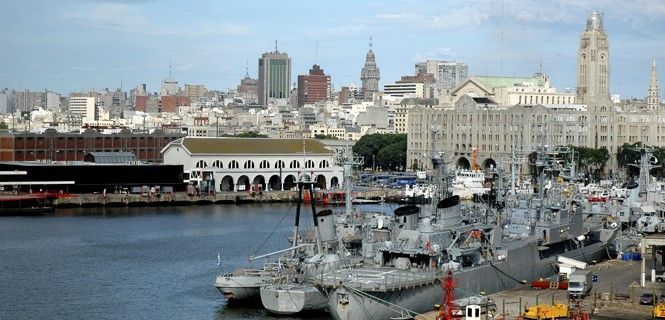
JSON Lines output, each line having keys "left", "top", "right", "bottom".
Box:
{"left": 258, "top": 46, "right": 291, "bottom": 106}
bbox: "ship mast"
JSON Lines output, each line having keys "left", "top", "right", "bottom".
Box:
{"left": 628, "top": 147, "right": 660, "bottom": 199}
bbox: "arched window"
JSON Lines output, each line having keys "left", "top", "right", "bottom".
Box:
{"left": 212, "top": 160, "right": 223, "bottom": 168}
{"left": 289, "top": 160, "right": 300, "bottom": 169}
{"left": 275, "top": 160, "right": 285, "bottom": 169}
{"left": 305, "top": 160, "right": 315, "bottom": 169}
{"left": 259, "top": 160, "right": 270, "bottom": 169}
{"left": 243, "top": 160, "right": 255, "bottom": 169}
{"left": 228, "top": 160, "right": 239, "bottom": 169}
{"left": 318, "top": 160, "right": 329, "bottom": 168}
{"left": 195, "top": 160, "right": 207, "bottom": 168}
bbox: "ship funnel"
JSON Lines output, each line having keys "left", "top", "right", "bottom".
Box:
{"left": 316, "top": 209, "right": 336, "bottom": 243}
{"left": 394, "top": 205, "right": 420, "bottom": 231}
{"left": 437, "top": 195, "right": 461, "bottom": 226}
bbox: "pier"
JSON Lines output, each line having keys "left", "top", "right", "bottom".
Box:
{"left": 52, "top": 189, "right": 402, "bottom": 208}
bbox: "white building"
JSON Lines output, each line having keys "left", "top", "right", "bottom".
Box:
{"left": 161, "top": 137, "right": 344, "bottom": 192}
{"left": 383, "top": 82, "right": 425, "bottom": 98}
{"left": 69, "top": 97, "right": 96, "bottom": 123}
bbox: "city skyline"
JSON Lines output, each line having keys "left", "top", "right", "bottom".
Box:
{"left": 2, "top": 0, "right": 665, "bottom": 99}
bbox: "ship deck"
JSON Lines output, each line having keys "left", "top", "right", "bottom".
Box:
{"left": 310, "top": 267, "right": 439, "bottom": 292}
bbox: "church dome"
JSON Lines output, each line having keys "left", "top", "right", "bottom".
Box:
{"left": 586, "top": 11, "right": 603, "bottom": 31}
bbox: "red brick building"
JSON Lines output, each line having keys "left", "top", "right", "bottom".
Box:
{"left": 0, "top": 129, "right": 184, "bottom": 163}
{"left": 160, "top": 96, "right": 191, "bottom": 113}
{"left": 297, "top": 64, "right": 330, "bottom": 107}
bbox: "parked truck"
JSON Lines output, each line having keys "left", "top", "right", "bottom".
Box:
{"left": 568, "top": 270, "right": 593, "bottom": 297}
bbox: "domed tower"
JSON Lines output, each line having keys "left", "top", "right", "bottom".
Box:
{"left": 360, "top": 37, "right": 380, "bottom": 100}
{"left": 576, "top": 11, "right": 611, "bottom": 109}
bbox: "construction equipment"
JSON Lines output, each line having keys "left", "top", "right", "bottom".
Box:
{"left": 522, "top": 303, "right": 569, "bottom": 319}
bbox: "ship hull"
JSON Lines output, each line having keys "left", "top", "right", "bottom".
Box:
{"left": 260, "top": 283, "right": 327, "bottom": 314}
{"left": 214, "top": 274, "right": 264, "bottom": 301}
{"left": 326, "top": 239, "right": 614, "bottom": 320}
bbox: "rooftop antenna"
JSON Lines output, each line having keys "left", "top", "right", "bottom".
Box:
{"left": 315, "top": 41, "right": 319, "bottom": 64}
{"left": 275, "top": 39, "right": 278, "bottom": 52}
{"left": 369, "top": 36, "right": 373, "bottom": 49}
{"left": 245, "top": 58, "right": 249, "bottom": 78}
{"left": 168, "top": 57, "right": 172, "bottom": 80}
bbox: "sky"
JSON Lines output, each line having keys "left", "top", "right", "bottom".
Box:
{"left": 1, "top": 0, "right": 665, "bottom": 99}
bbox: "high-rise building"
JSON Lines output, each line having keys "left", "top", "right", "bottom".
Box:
{"left": 647, "top": 59, "right": 660, "bottom": 110}
{"left": 69, "top": 97, "right": 96, "bottom": 123}
{"left": 160, "top": 79, "right": 179, "bottom": 96}
{"left": 360, "top": 38, "right": 380, "bottom": 100}
{"left": 297, "top": 64, "right": 331, "bottom": 107}
{"left": 14, "top": 90, "right": 45, "bottom": 111}
{"left": 0, "top": 93, "right": 10, "bottom": 114}
{"left": 576, "top": 11, "right": 610, "bottom": 108}
{"left": 258, "top": 48, "right": 291, "bottom": 106}
{"left": 415, "top": 60, "right": 468, "bottom": 96}
{"left": 183, "top": 84, "right": 207, "bottom": 102}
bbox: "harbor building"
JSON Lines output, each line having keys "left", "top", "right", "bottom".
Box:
{"left": 161, "top": 137, "right": 344, "bottom": 192}
{"left": 406, "top": 11, "right": 665, "bottom": 173}
{"left": 0, "top": 129, "right": 184, "bottom": 163}
{"left": 0, "top": 152, "right": 184, "bottom": 194}
{"left": 258, "top": 47, "right": 291, "bottom": 106}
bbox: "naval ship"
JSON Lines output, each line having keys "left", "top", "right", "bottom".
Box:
{"left": 310, "top": 149, "right": 620, "bottom": 320}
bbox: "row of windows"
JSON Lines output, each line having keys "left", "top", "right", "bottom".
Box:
{"left": 195, "top": 159, "right": 330, "bottom": 169}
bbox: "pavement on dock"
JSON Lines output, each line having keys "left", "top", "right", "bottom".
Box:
{"left": 417, "top": 257, "right": 662, "bottom": 319}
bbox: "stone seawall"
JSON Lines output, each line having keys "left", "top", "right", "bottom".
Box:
{"left": 53, "top": 189, "right": 403, "bottom": 208}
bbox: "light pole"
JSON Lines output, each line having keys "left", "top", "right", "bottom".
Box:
{"left": 215, "top": 113, "right": 220, "bottom": 137}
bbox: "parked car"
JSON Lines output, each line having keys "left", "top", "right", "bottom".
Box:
{"left": 641, "top": 293, "right": 655, "bottom": 305}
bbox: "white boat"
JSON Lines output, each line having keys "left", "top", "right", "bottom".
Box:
{"left": 214, "top": 263, "right": 280, "bottom": 301}
{"left": 451, "top": 170, "right": 490, "bottom": 200}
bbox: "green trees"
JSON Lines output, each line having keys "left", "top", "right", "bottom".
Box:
{"left": 617, "top": 142, "right": 665, "bottom": 178}
{"left": 229, "top": 132, "right": 268, "bottom": 138}
{"left": 528, "top": 146, "right": 610, "bottom": 182}
{"left": 353, "top": 133, "right": 407, "bottom": 171}
{"left": 314, "top": 134, "right": 338, "bottom": 140}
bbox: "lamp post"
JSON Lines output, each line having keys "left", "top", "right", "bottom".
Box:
{"left": 215, "top": 113, "right": 220, "bottom": 137}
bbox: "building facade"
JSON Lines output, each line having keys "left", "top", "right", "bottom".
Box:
{"left": 415, "top": 60, "right": 468, "bottom": 97}
{"left": 183, "top": 84, "right": 207, "bottom": 102}
{"left": 258, "top": 50, "right": 291, "bottom": 106}
{"left": 383, "top": 82, "right": 426, "bottom": 98}
{"left": 69, "top": 97, "right": 96, "bottom": 123}
{"left": 407, "top": 11, "right": 665, "bottom": 174}
{"left": 0, "top": 129, "right": 184, "bottom": 162}
{"left": 162, "top": 137, "right": 343, "bottom": 192}
{"left": 576, "top": 11, "right": 610, "bottom": 108}
{"left": 297, "top": 64, "right": 331, "bottom": 107}
{"left": 440, "top": 74, "right": 575, "bottom": 108}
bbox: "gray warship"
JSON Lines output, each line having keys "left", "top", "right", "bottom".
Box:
{"left": 260, "top": 147, "right": 391, "bottom": 315}
{"left": 311, "top": 148, "right": 620, "bottom": 320}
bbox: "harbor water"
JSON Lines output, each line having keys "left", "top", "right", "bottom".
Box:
{"left": 0, "top": 203, "right": 394, "bottom": 320}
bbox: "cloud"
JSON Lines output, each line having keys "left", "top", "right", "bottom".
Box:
{"left": 326, "top": 24, "right": 368, "bottom": 36}
{"left": 60, "top": 2, "right": 249, "bottom": 37}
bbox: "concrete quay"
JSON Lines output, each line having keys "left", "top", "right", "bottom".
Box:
{"left": 417, "top": 257, "right": 662, "bottom": 319}
{"left": 53, "top": 189, "right": 402, "bottom": 208}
